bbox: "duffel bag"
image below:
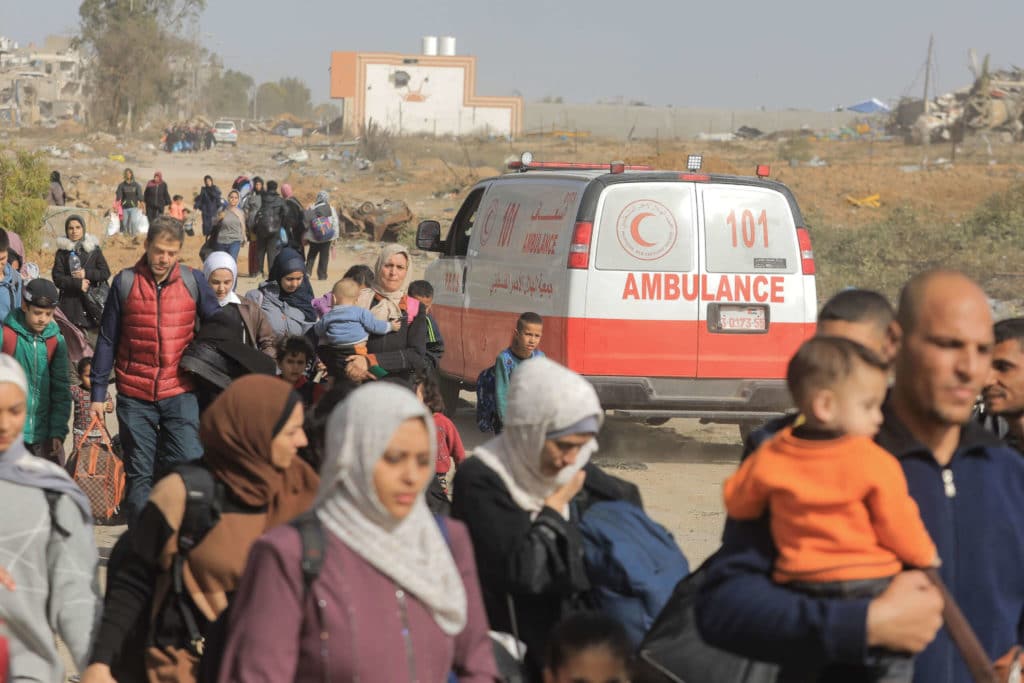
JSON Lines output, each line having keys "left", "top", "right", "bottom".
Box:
{"left": 68, "top": 416, "right": 124, "bottom": 525}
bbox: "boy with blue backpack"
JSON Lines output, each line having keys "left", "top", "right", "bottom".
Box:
{"left": 477, "top": 311, "right": 545, "bottom": 433}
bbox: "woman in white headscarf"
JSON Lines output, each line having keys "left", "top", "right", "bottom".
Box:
{"left": 202, "top": 251, "right": 276, "bottom": 356}
{"left": 217, "top": 382, "right": 499, "bottom": 682}
{"left": 342, "top": 243, "right": 428, "bottom": 385}
{"left": 451, "top": 357, "right": 641, "bottom": 679}
{"left": 0, "top": 354, "right": 101, "bottom": 682}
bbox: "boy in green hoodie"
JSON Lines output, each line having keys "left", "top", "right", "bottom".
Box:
{"left": 3, "top": 279, "right": 70, "bottom": 462}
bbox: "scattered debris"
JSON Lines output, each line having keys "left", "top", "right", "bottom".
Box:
{"left": 273, "top": 149, "right": 310, "bottom": 165}
{"left": 845, "top": 193, "right": 881, "bottom": 208}
{"left": 735, "top": 126, "right": 764, "bottom": 139}
{"left": 338, "top": 199, "right": 413, "bottom": 241}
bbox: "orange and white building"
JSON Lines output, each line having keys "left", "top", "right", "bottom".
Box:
{"left": 330, "top": 37, "right": 522, "bottom": 138}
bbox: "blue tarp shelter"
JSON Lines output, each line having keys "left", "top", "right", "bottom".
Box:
{"left": 846, "top": 98, "right": 891, "bottom": 114}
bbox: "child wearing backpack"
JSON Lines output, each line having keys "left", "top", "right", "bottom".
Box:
{"left": 303, "top": 190, "right": 338, "bottom": 281}
{"left": 723, "top": 336, "right": 939, "bottom": 682}
{"left": 477, "top": 311, "right": 545, "bottom": 433}
{"left": 2, "top": 279, "right": 71, "bottom": 463}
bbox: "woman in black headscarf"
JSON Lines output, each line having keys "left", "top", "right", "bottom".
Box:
{"left": 194, "top": 175, "right": 222, "bottom": 238}
{"left": 243, "top": 247, "right": 318, "bottom": 337}
{"left": 48, "top": 171, "right": 66, "bottom": 206}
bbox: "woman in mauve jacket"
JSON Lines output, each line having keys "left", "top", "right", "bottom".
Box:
{"left": 217, "top": 382, "right": 499, "bottom": 683}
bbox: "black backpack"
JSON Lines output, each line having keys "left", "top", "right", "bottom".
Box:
{"left": 157, "top": 465, "right": 224, "bottom": 665}
{"left": 254, "top": 206, "right": 275, "bottom": 239}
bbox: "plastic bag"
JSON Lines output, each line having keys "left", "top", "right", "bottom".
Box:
{"left": 107, "top": 213, "right": 120, "bottom": 236}
{"left": 136, "top": 213, "right": 149, "bottom": 235}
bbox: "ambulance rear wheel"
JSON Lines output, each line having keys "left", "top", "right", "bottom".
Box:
{"left": 439, "top": 377, "right": 461, "bottom": 418}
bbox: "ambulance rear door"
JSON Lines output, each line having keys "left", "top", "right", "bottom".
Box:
{"left": 581, "top": 181, "right": 700, "bottom": 377}
{"left": 696, "top": 182, "right": 812, "bottom": 379}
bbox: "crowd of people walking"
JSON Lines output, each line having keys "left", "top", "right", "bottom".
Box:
{"left": 0, "top": 159, "right": 1021, "bottom": 683}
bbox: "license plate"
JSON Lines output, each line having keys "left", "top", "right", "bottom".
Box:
{"left": 717, "top": 305, "right": 766, "bottom": 332}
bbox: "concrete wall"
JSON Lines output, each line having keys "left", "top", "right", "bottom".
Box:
{"left": 524, "top": 103, "right": 861, "bottom": 140}
{"left": 364, "top": 62, "right": 514, "bottom": 136}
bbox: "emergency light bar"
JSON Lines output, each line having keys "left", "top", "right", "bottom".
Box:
{"left": 509, "top": 152, "right": 653, "bottom": 173}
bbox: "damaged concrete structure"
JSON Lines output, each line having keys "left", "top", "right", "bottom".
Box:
{"left": 906, "top": 57, "right": 1024, "bottom": 144}
{"left": 0, "top": 35, "right": 87, "bottom": 128}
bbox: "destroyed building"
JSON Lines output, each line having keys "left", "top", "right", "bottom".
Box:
{"left": 900, "top": 55, "right": 1024, "bottom": 144}
{"left": 0, "top": 35, "right": 88, "bottom": 127}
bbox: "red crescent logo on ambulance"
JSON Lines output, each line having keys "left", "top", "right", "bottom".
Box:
{"left": 479, "top": 199, "right": 499, "bottom": 247}
{"left": 629, "top": 213, "right": 657, "bottom": 247}
{"left": 616, "top": 200, "right": 677, "bottom": 261}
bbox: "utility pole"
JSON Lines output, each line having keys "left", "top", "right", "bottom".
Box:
{"left": 922, "top": 34, "right": 933, "bottom": 160}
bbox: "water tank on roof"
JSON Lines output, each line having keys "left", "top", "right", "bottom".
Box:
{"left": 422, "top": 36, "right": 438, "bottom": 56}
{"left": 439, "top": 36, "right": 456, "bottom": 56}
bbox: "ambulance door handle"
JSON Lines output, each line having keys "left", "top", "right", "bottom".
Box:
{"left": 462, "top": 266, "right": 467, "bottom": 293}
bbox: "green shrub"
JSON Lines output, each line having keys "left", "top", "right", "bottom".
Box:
{"left": 0, "top": 149, "right": 48, "bottom": 251}
{"left": 812, "top": 183, "right": 1024, "bottom": 304}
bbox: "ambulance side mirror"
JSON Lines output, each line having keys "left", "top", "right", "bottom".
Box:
{"left": 416, "top": 220, "right": 443, "bottom": 251}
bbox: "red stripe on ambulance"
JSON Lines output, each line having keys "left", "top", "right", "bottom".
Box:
{"left": 621, "top": 273, "right": 785, "bottom": 303}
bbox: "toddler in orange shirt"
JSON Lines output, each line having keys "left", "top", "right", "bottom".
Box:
{"left": 723, "top": 336, "right": 938, "bottom": 682}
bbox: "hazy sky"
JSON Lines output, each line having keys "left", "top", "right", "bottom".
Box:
{"left": 3, "top": 0, "right": 1023, "bottom": 110}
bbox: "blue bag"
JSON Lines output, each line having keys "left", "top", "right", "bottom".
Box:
{"left": 475, "top": 366, "right": 500, "bottom": 433}
{"left": 578, "top": 500, "right": 690, "bottom": 645}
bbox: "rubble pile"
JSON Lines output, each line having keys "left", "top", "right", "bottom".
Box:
{"left": 908, "top": 61, "right": 1024, "bottom": 144}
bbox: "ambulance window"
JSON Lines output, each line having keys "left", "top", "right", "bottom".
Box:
{"left": 448, "top": 187, "right": 485, "bottom": 257}
{"left": 703, "top": 187, "right": 798, "bottom": 274}
{"left": 594, "top": 184, "right": 694, "bottom": 272}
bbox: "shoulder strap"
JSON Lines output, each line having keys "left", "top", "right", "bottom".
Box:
{"left": 44, "top": 489, "right": 70, "bottom": 538}
{"left": 178, "top": 265, "right": 199, "bottom": 302}
{"left": 45, "top": 335, "right": 57, "bottom": 363}
{"left": 290, "top": 511, "right": 326, "bottom": 590}
{"left": 175, "top": 464, "right": 222, "bottom": 554}
{"left": 1, "top": 326, "right": 14, "bottom": 357}
{"left": 117, "top": 270, "right": 134, "bottom": 307}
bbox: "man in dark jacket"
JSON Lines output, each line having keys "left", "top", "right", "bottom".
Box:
{"left": 744, "top": 288, "right": 898, "bottom": 453}
{"left": 115, "top": 168, "right": 143, "bottom": 237}
{"left": 697, "top": 270, "right": 1024, "bottom": 683}
{"left": 89, "top": 216, "right": 222, "bottom": 526}
{"left": 254, "top": 180, "right": 286, "bottom": 278}
{"left": 142, "top": 171, "right": 171, "bottom": 223}
{"left": 981, "top": 317, "right": 1024, "bottom": 453}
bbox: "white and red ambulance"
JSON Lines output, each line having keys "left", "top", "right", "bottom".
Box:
{"left": 416, "top": 155, "right": 817, "bottom": 435}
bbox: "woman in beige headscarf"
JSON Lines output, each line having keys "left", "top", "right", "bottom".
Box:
{"left": 343, "top": 243, "right": 429, "bottom": 385}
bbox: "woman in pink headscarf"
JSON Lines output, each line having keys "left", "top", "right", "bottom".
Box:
{"left": 280, "top": 183, "right": 305, "bottom": 252}
{"left": 143, "top": 171, "right": 171, "bottom": 223}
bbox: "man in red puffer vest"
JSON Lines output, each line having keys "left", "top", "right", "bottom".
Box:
{"left": 89, "top": 216, "right": 222, "bottom": 526}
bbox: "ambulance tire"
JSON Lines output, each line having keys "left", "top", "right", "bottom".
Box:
{"left": 439, "top": 376, "right": 461, "bottom": 418}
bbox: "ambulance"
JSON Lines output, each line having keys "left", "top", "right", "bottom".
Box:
{"left": 416, "top": 154, "right": 817, "bottom": 436}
